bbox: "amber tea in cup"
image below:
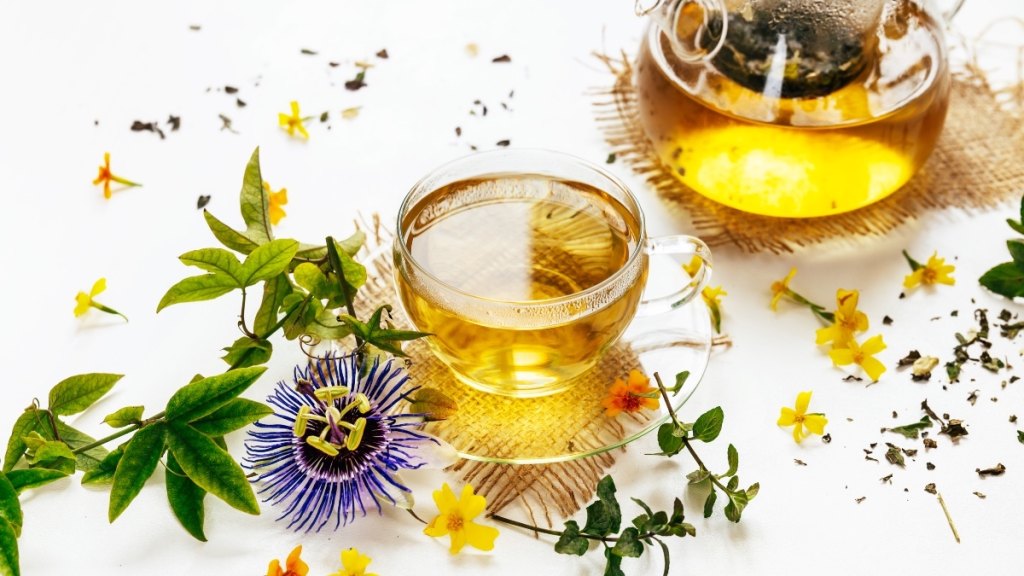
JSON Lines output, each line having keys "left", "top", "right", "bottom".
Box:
{"left": 395, "top": 150, "right": 710, "bottom": 397}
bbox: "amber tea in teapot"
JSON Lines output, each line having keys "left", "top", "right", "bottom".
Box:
{"left": 636, "top": 0, "right": 959, "bottom": 217}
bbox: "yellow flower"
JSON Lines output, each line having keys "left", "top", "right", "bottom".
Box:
{"left": 266, "top": 545, "right": 308, "bottom": 576}
{"left": 92, "top": 152, "right": 141, "bottom": 199}
{"left": 684, "top": 257, "right": 725, "bottom": 332}
{"left": 328, "top": 548, "right": 377, "bottom": 576}
{"left": 264, "top": 181, "right": 288, "bottom": 225}
{"left": 74, "top": 278, "right": 127, "bottom": 321}
{"left": 777, "top": 391, "right": 828, "bottom": 444}
{"left": 601, "top": 370, "right": 660, "bottom": 418}
{"left": 903, "top": 251, "right": 955, "bottom": 289}
{"left": 815, "top": 289, "right": 868, "bottom": 349}
{"left": 424, "top": 483, "right": 499, "bottom": 554}
{"left": 278, "top": 101, "right": 310, "bottom": 139}
{"left": 769, "top": 268, "right": 797, "bottom": 310}
{"left": 829, "top": 334, "right": 887, "bottom": 382}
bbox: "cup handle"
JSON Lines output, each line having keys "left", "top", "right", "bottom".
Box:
{"left": 637, "top": 234, "right": 713, "bottom": 315}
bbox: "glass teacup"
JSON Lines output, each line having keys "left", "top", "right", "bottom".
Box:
{"left": 394, "top": 149, "right": 711, "bottom": 397}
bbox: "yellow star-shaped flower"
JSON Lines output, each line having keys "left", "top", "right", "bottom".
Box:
{"left": 266, "top": 545, "right": 308, "bottom": 576}
{"left": 263, "top": 181, "right": 288, "bottom": 225}
{"left": 778, "top": 390, "right": 828, "bottom": 443}
{"left": 769, "top": 268, "right": 797, "bottom": 310}
{"left": 279, "top": 101, "right": 310, "bottom": 139}
{"left": 815, "top": 289, "right": 868, "bottom": 349}
{"left": 424, "top": 483, "right": 499, "bottom": 554}
{"left": 904, "top": 251, "right": 955, "bottom": 290}
{"left": 829, "top": 334, "right": 887, "bottom": 382}
{"left": 327, "top": 548, "right": 377, "bottom": 576}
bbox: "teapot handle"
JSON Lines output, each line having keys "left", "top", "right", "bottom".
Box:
{"left": 638, "top": 0, "right": 728, "bottom": 62}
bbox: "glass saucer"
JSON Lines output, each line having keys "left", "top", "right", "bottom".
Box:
{"left": 413, "top": 278, "right": 713, "bottom": 465}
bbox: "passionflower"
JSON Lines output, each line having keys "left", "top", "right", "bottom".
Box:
{"left": 245, "top": 354, "right": 456, "bottom": 532}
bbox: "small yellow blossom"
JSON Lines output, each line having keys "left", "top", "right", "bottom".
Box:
{"left": 266, "top": 545, "right": 308, "bottom": 576}
{"left": 263, "top": 181, "right": 288, "bottom": 225}
{"left": 341, "top": 106, "right": 361, "bottom": 120}
{"left": 684, "top": 257, "right": 725, "bottom": 333}
{"left": 424, "top": 483, "right": 499, "bottom": 554}
{"left": 327, "top": 548, "right": 377, "bottom": 576}
{"left": 278, "top": 101, "right": 310, "bottom": 139}
{"left": 903, "top": 251, "right": 955, "bottom": 290}
{"left": 815, "top": 289, "right": 868, "bottom": 349}
{"left": 829, "top": 334, "right": 887, "bottom": 382}
{"left": 92, "top": 152, "right": 141, "bottom": 199}
{"left": 601, "top": 370, "right": 660, "bottom": 418}
{"left": 777, "top": 391, "right": 828, "bottom": 443}
{"left": 74, "top": 278, "right": 127, "bottom": 321}
{"left": 769, "top": 268, "right": 797, "bottom": 310}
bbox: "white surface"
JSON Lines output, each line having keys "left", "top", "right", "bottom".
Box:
{"left": 1, "top": 1, "right": 1023, "bottom": 574}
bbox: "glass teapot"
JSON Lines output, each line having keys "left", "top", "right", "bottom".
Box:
{"left": 635, "top": 0, "right": 964, "bottom": 218}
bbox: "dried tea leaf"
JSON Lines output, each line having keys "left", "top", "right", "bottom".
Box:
{"left": 897, "top": 350, "right": 921, "bottom": 367}
{"left": 197, "top": 195, "right": 211, "bottom": 210}
{"left": 924, "top": 483, "right": 937, "bottom": 494}
{"left": 885, "top": 444, "right": 905, "bottom": 467}
{"left": 341, "top": 107, "right": 361, "bottom": 120}
{"left": 976, "top": 463, "right": 1006, "bottom": 477}
{"left": 492, "top": 54, "right": 512, "bottom": 63}
{"left": 376, "top": 48, "right": 389, "bottom": 59}
{"left": 409, "top": 388, "right": 458, "bottom": 422}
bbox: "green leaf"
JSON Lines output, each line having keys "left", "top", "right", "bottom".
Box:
{"left": 48, "top": 422, "right": 108, "bottom": 472}
{"left": 3, "top": 410, "right": 44, "bottom": 473}
{"left": 0, "top": 474, "right": 22, "bottom": 538}
{"left": 1008, "top": 240, "right": 1024, "bottom": 269}
{"left": 0, "top": 517, "right": 18, "bottom": 576}
{"left": 724, "top": 444, "right": 739, "bottom": 477}
{"left": 166, "top": 452, "right": 207, "bottom": 542}
{"left": 239, "top": 239, "right": 300, "bottom": 287}
{"left": 203, "top": 210, "right": 260, "bottom": 255}
{"left": 30, "top": 441, "right": 75, "bottom": 474}
{"left": 221, "top": 337, "right": 273, "bottom": 368}
{"left": 901, "top": 249, "right": 922, "bottom": 271}
{"left": 691, "top": 406, "right": 724, "bottom": 443}
{"left": 655, "top": 423, "right": 683, "bottom": 457}
{"left": 305, "top": 309, "right": 354, "bottom": 340}
{"left": 603, "top": 548, "right": 625, "bottom": 576}
{"left": 165, "top": 366, "right": 266, "bottom": 423}
{"left": 980, "top": 262, "right": 1024, "bottom": 299}
{"left": 670, "top": 371, "right": 690, "bottom": 396}
{"left": 189, "top": 398, "right": 272, "bottom": 436}
{"left": 5, "top": 468, "right": 67, "bottom": 494}
{"left": 239, "top": 147, "right": 273, "bottom": 245}
{"left": 686, "top": 468, "right": 710, "bottom": 485}
{"left": 408, "top": 388, "right": 458, "bottom": 422}
{"left": 337, "top": 249, "right": 367, "bottom": 291}
{"left": 611, "top": 527, "right": 643, "bottom": 558}
{"left": 102, "top": 406, "right": 144, "bottom": 428}
{"left": 157, "top": 274, "right": 240, "bottom": 312}
{"left": 1007, "top": 218, "right": 1024, "bottom": 236}
{"left": 165, "top": 423, "right": 259, "bottom": 515}
{"left": 553, "top": 520, "right": 589, "bottom": 556}
{"left": 293, "top": 262, "right": 332, "bottom": 297}
{"left": 335, "top": 230, "right": 366, "bottom": 256}
{"left": 179, "top": 248, "right": 244, "bottom": 284}
{"left": 81, "top": 445, "right": 125, "bottom": 486}
{"left": 583, "top": 476, "right": 621, "bottom": 537}
{"left": 703, "top": 489, "right": 717, "bottom": 518}
{"left": 48, "top": 373, "right": 123, "bottom": 416}
{"left": 253, "top": 273, "right": 294, "bottom": 337}
{"left": 886, "top": 415, "right": 933, "bottom": 439}
{"left": 1018, "top": 430, "right": 1024, "bottom": 444}
{"left": 109, "top": 423, "right": 167, "bottom": 522}
{"left": 723, "top": 489, "right": 749, "bottom": 523}
{"left": 746, "top": 483, "right": 760, "bottom": 501}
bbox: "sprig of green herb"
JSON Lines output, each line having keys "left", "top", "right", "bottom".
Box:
{"left": 980, "top": 194, "right": 1024, "bottom": 298}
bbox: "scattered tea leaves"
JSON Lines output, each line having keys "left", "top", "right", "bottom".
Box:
{"left": 883, "top": 315, "right": 893, "bottom": 325}
{"left": 376, "top": 48, "right": 389, "bottom": 59}
{"left": 300, "top": 48, "right": 317, "bottom": 55}
{"left": 131, "top": 120, "right": 165, "bottom": 139}
{"left": 885, "top": 444, "right": 905, "bottom": 467}
{"left": 794, "top": 459, "right": 807, "bottom": 466}
{"left": 924, "top": 482, "right": 936, "bottom": 494}
{"left": 974, "top": 491, "right": 986, "bottom": 499}
{"left": 496, "top": 139, "right": 510, "bottom": 147}
{"left": 911, "top": 356, "right": 939, "bottom": 381}
{"left": 606, "top": 153, "right": 616, "bottom": 164}
{"left": 492, "top": 54, "right": 512, "bottom": 63}
{"left": 344, "top": 70, "right": 367, "bottom": 91}
{"left": 884, "top": 415, "right": 932, "bottom": 439}
{"left": 341, "top": 107, "right": 361, "bottom": 120}
{"left": 1018, "top": 430, "right": 1024, "bottom": 444}
{"left": 976, "top": 463, "right": 1006, "bottom": 477}
{"left": 855, "top": 496, "right": 866, "bottom": 504}
{"left": 897, "top": 350, "right": 921, "bottom": 367}
{"left": 167, "top": 115, "right": 181, "bottom": 131}
{"left": 197, "top": 195, "right": 211, "bottom": 210}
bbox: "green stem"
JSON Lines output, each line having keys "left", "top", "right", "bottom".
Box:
{"left": 325, "top": 236, "right": 362, "bottom": 347}
{"left": 489, "top": 514, "right": 657, "bottom": 542}
{"left": 237, "top": 288, "right": 259, "bottom": 339}
{"left": 92, "top": 302, "right": 129, "bottom": 322}
{"left": 71, "top": 411, "right": 165, "bottom": 455}
{"left": 109, "top": 175, "right": 141, "bottom": 187}
{"left": 653, "top": 373, "right": 734, "bottom": 497}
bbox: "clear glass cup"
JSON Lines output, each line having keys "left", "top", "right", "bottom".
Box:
{"left": 393, "top": 149, "right": 712, "bottom": 397}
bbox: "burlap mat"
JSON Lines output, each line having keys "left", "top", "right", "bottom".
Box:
{"left": 355, "top": 226, "right": 653, "bottom": 523}
{"left": 592, "top": 52, "right": 1024, "bottom": 253}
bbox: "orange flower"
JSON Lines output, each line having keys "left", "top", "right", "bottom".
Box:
{"left": 92, "top": 152, "right": 141, "bottom": 199}
{"left": 263, "top": 181, "right": 288, "bottom": 225}
{"left": 602, "top": 370, "right": 659, "bottom": 417}
{"left": 266, "top": 545, "right": 308, "bottom": 576}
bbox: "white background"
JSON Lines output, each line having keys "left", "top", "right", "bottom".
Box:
{"left": 1, "top": 1, "right": 1023, "bottom": 574}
